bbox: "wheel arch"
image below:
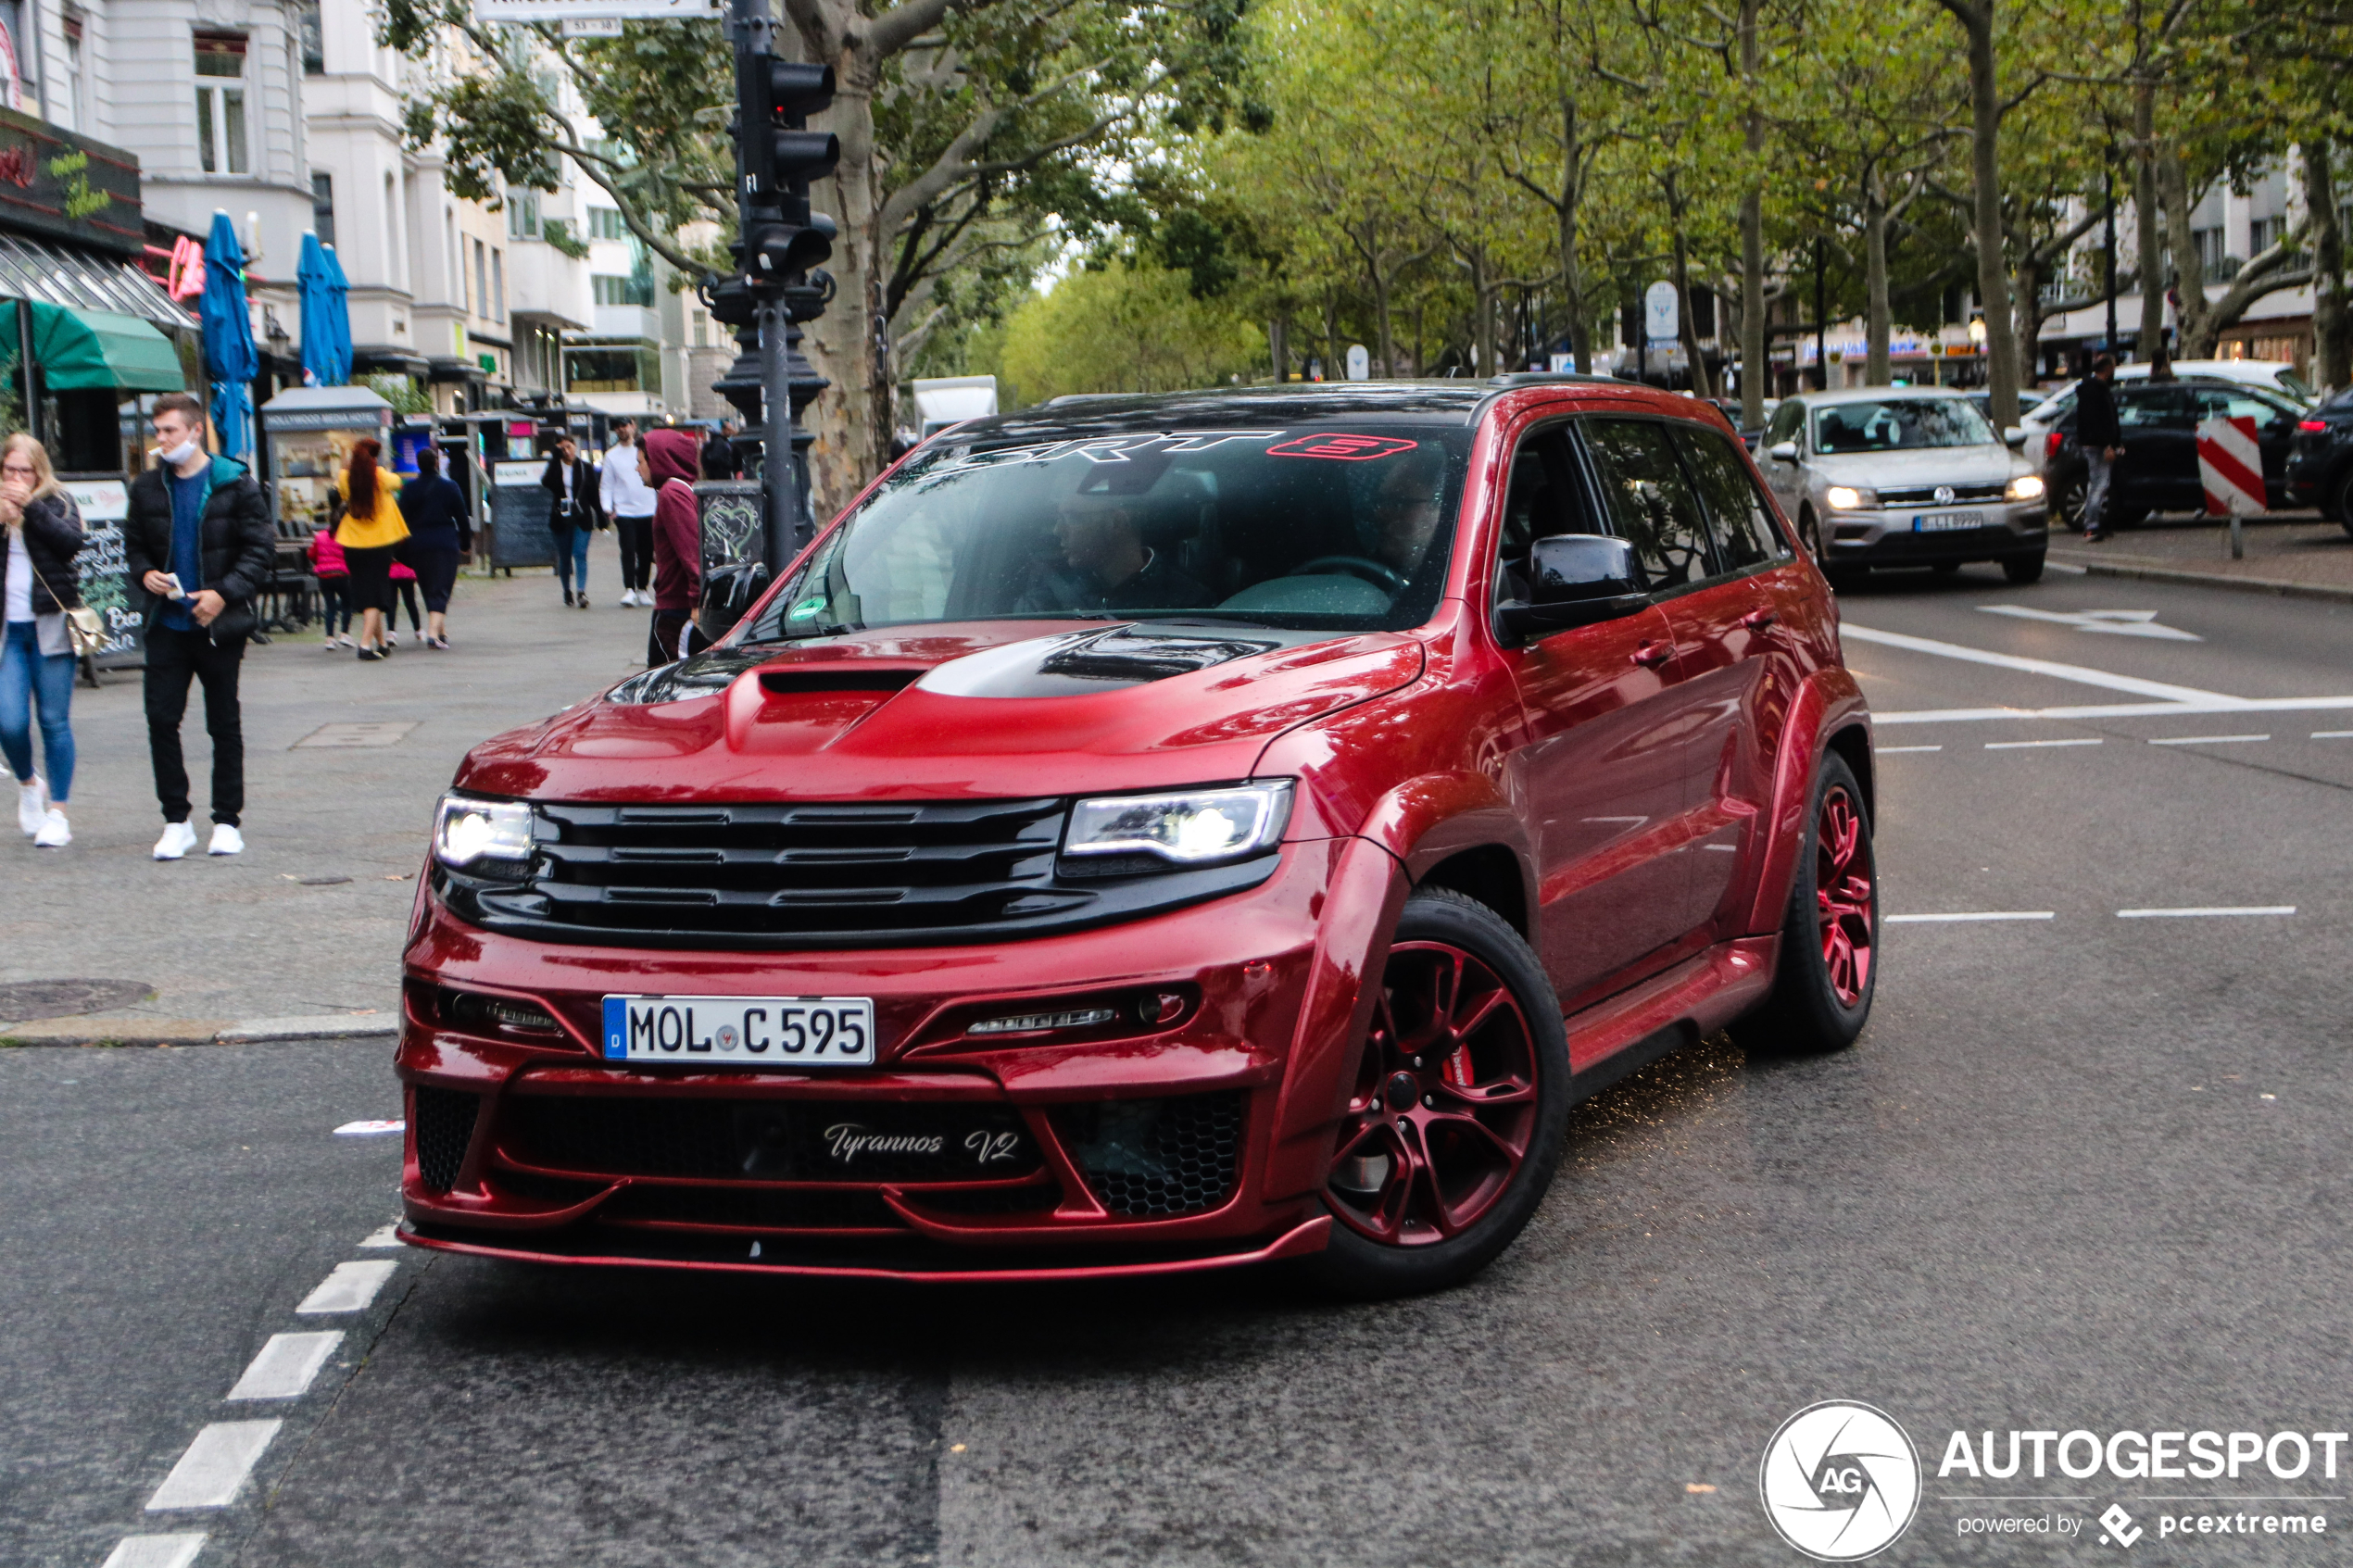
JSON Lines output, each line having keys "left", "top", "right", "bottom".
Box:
{"left": 1741, "top": 666, "right": 1873, "bottom": 935}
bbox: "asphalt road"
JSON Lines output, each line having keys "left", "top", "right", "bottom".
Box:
{"left": 6, "top": 559, "right": 2352, "bottom": 1566}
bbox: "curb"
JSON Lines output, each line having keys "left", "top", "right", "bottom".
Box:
{"left": 0, "top": 1014, "right": 397, "bottom": 1047}
{"left": 2049, "top": 552, "right": 2353, "bottom": 605}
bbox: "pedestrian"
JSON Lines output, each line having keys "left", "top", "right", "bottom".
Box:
{"left": 539, "top": 433, "right": 599, "bottom": 608}
{"left": 601, "top": 417, "right": 658, "bottom": 608}
{"left": 700, "top": 419, "right": 740, "bottom": 480}
{"left": 123, "top": 391, "right": 274, "bottom": 859}
{"left": 0, "top": 433, "right": 85, "bottom": 849}
{"left": 641, "top": 428, "right": 702, "bottom": 665}
{"left": 388, "top": 558, "right": 422, "bottom": 645}
{"left": 398, "top": 445, "right": 468, "bottom": 648}
{"left": 2077, "top": 353, "right": 2122, "bottom": 543}
{"left": 308, "top": 522, "right": 352, "bottom": 647}
{"left": 333, "top": 437, "right": 407, "bottom": 659}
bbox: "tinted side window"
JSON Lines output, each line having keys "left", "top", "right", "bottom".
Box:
{"left": 1767, "top": 399, "right": 1805, "bottom": 445}
{"left": 1581, "top": 420, "right": 1717, "bottom": 593}
{"left": 2119, "top": 387, "right": 2195, "bottom": 430}
{"left": 1674, "top": 425, "right": 1788, "bottom": 570}
{"left": 1491, "top": 427, "right": 1585, "bottom": 602}
{"left": 2194, "top": 387, "right": 2295, "bottom": 427}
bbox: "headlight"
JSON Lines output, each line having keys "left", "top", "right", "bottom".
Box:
{"left": 434, "top": 793, "right": 535, "bottom": 868}
{"left": 1063, "top": 781, "right": 1293, "bottom": 867}
{"left": 2006, "top": 474, "right": 2046, "bottom": 501}
{"left": 1823, "top": 485, "right": 1877, "bottom": 511}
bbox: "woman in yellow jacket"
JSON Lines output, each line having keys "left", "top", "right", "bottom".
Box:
{"left": 333, "top": 438, "right": 406, "bottom": 661}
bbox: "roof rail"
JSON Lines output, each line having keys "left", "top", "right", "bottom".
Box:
{"left": 1486, "top": 371, "right": 1627, "bottom": 389}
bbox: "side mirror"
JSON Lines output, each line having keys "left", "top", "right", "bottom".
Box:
{"left": 1496, "top": 534, "right": 1648, "bottom": 645}
{"left": 2004, "top": 425, "right": 2028, "bottom": 448}
{"left": 1768, "top": 441, "right": 1799, "bottom": 463}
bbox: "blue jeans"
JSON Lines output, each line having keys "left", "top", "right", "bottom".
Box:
{"left": 550, "top": 523, "right": 591, "bottom": 594}
{"left": 0, "top": 619, "right": 74, "bottom": 802}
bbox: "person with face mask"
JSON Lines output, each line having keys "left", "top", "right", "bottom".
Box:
{"left": 122, "top": 392, "right": 275, "bottom": 859}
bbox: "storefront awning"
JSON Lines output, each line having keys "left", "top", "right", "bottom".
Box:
{"left": 20, "top": 301, "right": 185, "bottom": 391}
{"left": 0, "top": 232, "right": 195, "bottom": 334}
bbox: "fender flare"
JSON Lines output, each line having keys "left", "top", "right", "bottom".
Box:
{"left": 1742, "top": 665, "right": 1872, "bottom": 935}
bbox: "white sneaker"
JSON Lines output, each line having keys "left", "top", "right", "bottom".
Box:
{"left": 32, "top": 808, "right": 69, "bottom": 848}
{"left": 386, "top": 630, "right": 400, "bottom": 647}
{"left": 17, "top": 776, "right": 45, "bottom": 836}
{"left": 208, "top": 822, "right": 245, "bottom": 856}
{"left": 154, "top": 821, "right": 199, "bottom": 859}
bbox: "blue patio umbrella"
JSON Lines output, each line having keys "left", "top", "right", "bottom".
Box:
{"left": 200, "top": 211, "right": 258, "bottom": 457}
{"left": 297, "top": 231, "right": 338, "bottom": 387}
{"left": 322, "top": 244, "right": 353, "bottom": 384}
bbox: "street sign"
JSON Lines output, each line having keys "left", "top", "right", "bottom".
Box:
{"left": 477, "top": 0, "right": 718, "bottom": 21}
{"left": 1644, "top": 281, "right": 1679, "bottom": 342}
{"left": 1345, "top": 344, "right": 1370, "bottom": 382}
{"left": 2198, "top": 414, "right": 2263, "bottom": 559}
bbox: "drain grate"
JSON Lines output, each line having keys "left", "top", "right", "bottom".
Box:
{"left": 0, "top": 978, "right": 155, "bottom": 1020}
{"left": 293, "top": 721, "right": 419, "bottom": 749}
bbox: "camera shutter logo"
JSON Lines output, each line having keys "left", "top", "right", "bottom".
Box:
{"left": 1758, "top": 1400, "right": 1921, "bottom": 1561}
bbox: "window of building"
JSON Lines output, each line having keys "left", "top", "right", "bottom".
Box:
{"left": 311, "top": 173, "right": 335, "bottom": 247}
{"left": 194, "top": 34, "right": 250, "bottom": 177}
{"left": 594, "top": 274, "right": 646, "bottom": 307}
{"left": 691, "top": 308, "right": 707, "bottom": 348}
{"left": 588, "top": 207, "right": 627, "bottom": 241}
{"left": 506, "top": 187, "right": 540, "bottom": 240}
{"left": 492, "top": 247, "right": 505, "bottom": 322}
{"left": 298, "top": 0, "right": 323, "bottom": 72}
{"left": 58, "top": 18, "right": 82, "bottom": 132}
{"left": 384, "top": 172, "right": 400, "bottom": 289}
{"left": 2190, "top": 226, "right": 2229, "bottom": 282}
{"left": 473, "top": 238, "right": 487, "bottom": 321}
{"left": 2249, "top": 216, "right": 2286, "bottom": 256}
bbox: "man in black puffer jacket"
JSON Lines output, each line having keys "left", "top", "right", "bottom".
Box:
{"left": 122, "top": 392, "right": 276, "bottom": 859}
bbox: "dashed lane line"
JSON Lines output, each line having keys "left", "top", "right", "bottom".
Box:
{"left": 295, "top": 1261, "right": 398, "bottom": 1315}
{"left": 1886, "top": 911, "right": 2056, "bottom": 923}
{"left": 2118, "top": 906, "right": 2296, "bottom": 919}
{"left": 1842, "top": 623, "right": 2240, "bottom": 706}
{"left": 144, "top": 1421, "right": 283, "bottom": 1511}
{"left": 1878, "top": 696, "right": 2353, "bottom": 725}
{"left": 226, "top": 1333, "right": 345, "bottom": 1401}
{"left": 101, "top": 1536, "right": 208, "bottom": 1568}
{"left": 2148, "top": 734, "right": 2270, "bottom": 746}
{"left": 2312, "top": 731, "right": 2353, "bottom": 739}
{"left": 1874, "top": 745, "right": 1943, "bottom": 753}
{"left": 359, "top": 1223, "right": 402, "bottom": 1248}
{"left": 1984, "top": 738, "right": 2102, "bottom": 749}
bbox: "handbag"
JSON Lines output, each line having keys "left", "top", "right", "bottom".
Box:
{"left": 21, "top": 548, "right": 107, "bottom": 659}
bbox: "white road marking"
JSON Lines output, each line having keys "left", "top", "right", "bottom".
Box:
{"left": 145, "top": 1421, "right": 282, "bottom": 1510}
{"left": 1886, "top": 911, "right": 2057, "bottom": 923}
{"left": 1880, "top": 696, "right": 2353, "bottom": 726}
{"left": 2311, "top": 731, "right": 2353, "bottom": 739}
{"left": 101, "top": 1536, "right": 208, "bottom": 1568}
{"left": 333, "top": 1119, "right": 404, "bottom": 1136}
{"left": 1978, "top": 605, "right": 2203, "bottom": 640}
{"left": 2117, "top": 906, "right": 2296, "bottom": 919}
{"left": 1875, "top": 744, "right": 1943, "bottom": 753}
{"left": 1842, "top": 623, "right": 2239, "bottom": 705}
{"left": 2148, "top": 734, "right": 2269, "bottom": 746}
{"left": 1984, "top": 738, "right": 2102, "bottom": 749}
{"left": 359, "top": 1223, "right": 402, "bottom": 1248}
{"left": 226, "top": 1332, "right": 344, "bottom": 1400}
{"left": 295, "top": 1261, "right": 398, "bottom": 1315}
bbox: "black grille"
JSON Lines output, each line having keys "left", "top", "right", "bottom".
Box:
{"left": 1054, "top": 1092, "right": 1244, "bottom": 1218}
{"left": 437, "top": 797, "right": 1280, "bottom": 951}
{"left": 500, "top": 1095, "right": 1042, "bottom": 1184}
{"left": 413, "top": 1086, "right": 480, "bottom": 1192}
{"left": 908, "top": 1182, "right": 1063, "bottom": 1216}
{"left": 1876, "top": 482, "right": 2006, "bottom": 505}
{"left": 598, "top": 1186, "right": 903, "bottom": 1230}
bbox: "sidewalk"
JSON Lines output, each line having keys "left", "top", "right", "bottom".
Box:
{"left": 2049, "top": 510, "right": 2353, "bottom": 600}
{"left": 0, "top": 534, "right": 653, "bottom": 1043}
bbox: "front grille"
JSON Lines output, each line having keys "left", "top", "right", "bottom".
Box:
{"left": 500, "top": 1095, "right": 1042, "bottom": 1184}
{"left": 1876, "top": 482, "right": 2006, "bottom": 505}
{"left": 1054, "top": 1092, "right": 1244, "bottom": 1218}
{"left": 439, "top": 797, "right": 1282, "bottom": 950}
{"left": 598, "top": 1186, "right": 903, "bottom": 1231}
{"left": 412, "top": 1086, "right": 480, "bottom": 1192}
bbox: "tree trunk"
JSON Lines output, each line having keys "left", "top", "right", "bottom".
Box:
{"left": 2307, "top": 140, "right": 2349, "bottom": 391}
{"left": 1671, "top": 220, "right": 1714, "bottom": 399}
{"left": 2012, "top": 252, "right": 2045, "bottom": 384}
{"left": 1739, "top": 0, "right": 1766, "bottom": 424}
{"left": 1372, "top": 266, "right": 1395, "bottom": 379}
{"left": 1559, "top": 96, "right": 1591, "bottom": 373}
{"left": 797, "top": 39, "right": 886, "bottom": 518}
{"left": 1945, "top": 0, "right": 2019, "bottom": 426}
{"left": 1269, "top": 316, "right": 1288, "bottom": 383}
{"left": 1864, "top": 182, "right": 1893, "bottom": 384}
{"left": 2133, "top": 79, "right": 2165, "bottom": 362}
{"left": 2158, "top": 146, "right": 2212, "bottom": 354}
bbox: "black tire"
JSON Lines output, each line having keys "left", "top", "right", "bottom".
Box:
{"left": 2334, "top": 470, "right": 2353, "bottom": 536}
{"left": 1796, "top": 507, "right": 1825, "bottom": 558}
{"left": 2052, "top": 473, "right": 2087, "bottom": 532}
{"left": 1733, "top": 752, "right": 1878, "bottom": 1056}
{"left": 1302, "top": 887, "right": 1571, "bottom": 1299}
{"left": 2002, "top": 551, "right": 2046, "bottom": 584}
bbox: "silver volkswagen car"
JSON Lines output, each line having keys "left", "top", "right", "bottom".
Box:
{"left": 1757, "top": 387, "right": 2049, "bottom": 585}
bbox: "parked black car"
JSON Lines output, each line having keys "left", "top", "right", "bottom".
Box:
{"left": 2285, "top": 389, "right": 2353, "bottom": 531}
{"left": 2045, "top": 378, "right": 2304, "bottom": 531}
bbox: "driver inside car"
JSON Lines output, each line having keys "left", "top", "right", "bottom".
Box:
{"left": 1014, "top": 482, "right": 1208, "bottom": 614}
{"left": 1370, "top": 446, "right": 1446, "bottom": 578}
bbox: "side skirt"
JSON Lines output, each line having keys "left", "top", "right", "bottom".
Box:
{"left": 1563, "top": 935, "right": 1779, "bottom": 1102}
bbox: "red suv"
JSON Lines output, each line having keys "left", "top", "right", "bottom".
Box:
{"left": 398, "top": 379, "right": 1876, "bottom": 1296}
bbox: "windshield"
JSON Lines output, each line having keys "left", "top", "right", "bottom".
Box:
{"left": 740, "top": 423, "right": 1471, "bottom": 641}
{"left": 1813, "top": 399, "right": 1997, "bottom": 454}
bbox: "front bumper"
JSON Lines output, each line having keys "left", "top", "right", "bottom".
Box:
{"left": 396, "top": 834, "right": 1406, "bottom": 1281}
{"left": 1823, "top": 501, "right": 2048, "bottom": 563}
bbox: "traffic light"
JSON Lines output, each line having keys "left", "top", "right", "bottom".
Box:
{"left": 735, "top": 58, "right": 839, "bottom": 282}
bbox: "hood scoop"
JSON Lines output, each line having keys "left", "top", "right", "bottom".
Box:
{"left": 920, "top": 625, "right": 1293, "bottom": 699}
{"left": 758, "top": 668, "right": 924, "bottom": 697}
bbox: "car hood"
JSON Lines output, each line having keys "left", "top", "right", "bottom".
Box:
{"left": 454, "top": 621, "right": 1427, "bottom": 803}
{"left": 1811, "top": 445, "right": 2022, "bottom": 486}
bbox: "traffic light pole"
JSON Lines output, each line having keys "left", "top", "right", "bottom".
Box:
{"left": 729, "top": 0, "right": 796, "bottom": 578}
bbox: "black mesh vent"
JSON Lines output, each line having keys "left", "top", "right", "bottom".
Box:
{"left": 500, "top": 1095, "right": 1041, "bottom": 1184}
{"left": 598, "top": 1186, "right": 902, "bottom": 1231}
{"left": 413, "top": 1086, "right": 480, "bottom": 1193}
{"left": 908, "top": 1182, "right": 1063, "bottom": 1216}
{"left": 1054, "top": 1092, "right": 1244, "bottom": 1218}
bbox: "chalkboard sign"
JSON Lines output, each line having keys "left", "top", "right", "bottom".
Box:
{"left": 695, "top": 480, "right": 763, "bottom": 638}
{"left": 60, "top": 477, "right": 143, "bottom": 668}
{"left": 485, "top": 458, "right": 555, "bottom": 572}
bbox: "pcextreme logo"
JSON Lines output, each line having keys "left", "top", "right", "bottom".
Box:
{"left": 1759, "top": 1401, "right": 1924, "bottom": 1562}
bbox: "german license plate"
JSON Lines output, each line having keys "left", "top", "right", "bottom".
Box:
{"left": 601, "top": 995, "right": 876, "bottom": 1066}
{"left": 1914, "top": 510, "right": 1984, "bottom": 532}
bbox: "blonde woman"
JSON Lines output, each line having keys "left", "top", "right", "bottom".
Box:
{"left": 333, "top": 437, "right": 406, "bottom": 659}
{"left": 0, "top": 433, "right": 85, "bottom": 847}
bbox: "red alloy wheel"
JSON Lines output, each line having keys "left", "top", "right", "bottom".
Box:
{"left": 1815, "top": 784, "right": 1875, "bottom": 1008}
{"left": 1326, "top": 941, "right": 1542, "bottom": 1247}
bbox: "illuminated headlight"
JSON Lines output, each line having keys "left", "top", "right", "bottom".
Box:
{"left": 2006, "top": 474, "right": 2046, "bottom": 502}
{"left": 434, "top": 793, "right": 535, "bottom": 868}
{"left": 1824, "top": 485, "right": 1878, "bottom": 511}
{"left": 1063, "top": 781, "right": 1293, "bottom": 867}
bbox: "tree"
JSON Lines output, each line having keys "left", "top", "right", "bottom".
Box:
{"left": 997, "top": 261, "right": 1263, "bottom": 401}
{"left": 1931, "top": 0, "right": 2026, "bottom": 425}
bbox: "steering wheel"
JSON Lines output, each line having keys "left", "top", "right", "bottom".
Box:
{"left": 1292, "top": 555, "right": 1407, "bottom": 595}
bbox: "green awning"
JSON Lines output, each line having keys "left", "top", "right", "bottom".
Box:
{"left": 0, "top": 301, "right": 186, "bottom": 393}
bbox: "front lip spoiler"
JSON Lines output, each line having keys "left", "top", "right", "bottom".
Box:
{"left": 395, "top": 1213, "right": 1332, "bottom": 1284}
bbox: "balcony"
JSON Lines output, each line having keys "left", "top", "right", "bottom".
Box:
{"left": 591, "top": 304, "right": 661, "bottom": 342}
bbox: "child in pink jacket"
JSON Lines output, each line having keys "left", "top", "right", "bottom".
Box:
{"left": 308, "top": 528, "right": 352, "bottom": 647}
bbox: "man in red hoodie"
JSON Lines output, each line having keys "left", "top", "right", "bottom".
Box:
{"left": 639, "top": 428, "right": 703, "bottom": 664}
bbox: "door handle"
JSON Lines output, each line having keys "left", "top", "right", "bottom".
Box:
{"left": 1740, "top": 608, "right": 1777, "bottom": 630}
{"left": 1630, "top": 640, "right": 1673, "bottom": 668}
